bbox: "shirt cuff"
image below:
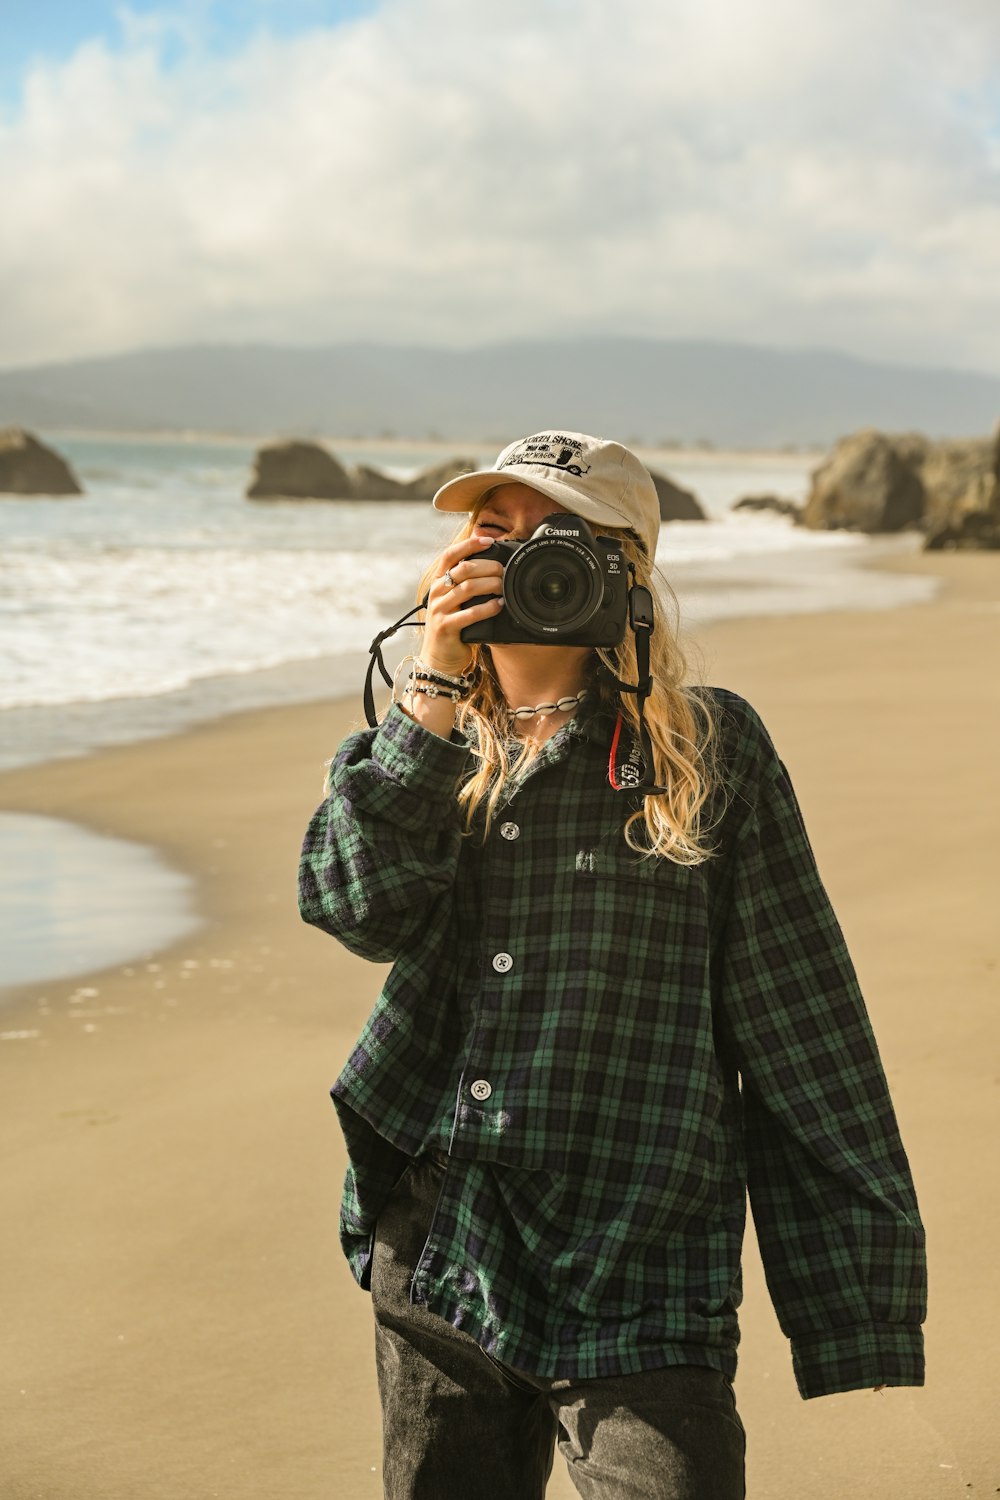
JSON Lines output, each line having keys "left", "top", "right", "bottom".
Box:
{"left": 342, "top": 1229, "right": 375, "bottom": 1291}
{"left": 791, "top": 1324, "right": 925, "bottom": 1400}
{"left": 371, "top": 702, "right": 473, "bottom": 800}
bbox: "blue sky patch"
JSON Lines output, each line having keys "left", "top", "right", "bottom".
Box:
{"left": 1, "top": 0, "right": 380, "bottom": 104}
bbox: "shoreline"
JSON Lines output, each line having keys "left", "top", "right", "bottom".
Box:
{"left": 1, "top": 549, "right": 997, "bottom": 1497}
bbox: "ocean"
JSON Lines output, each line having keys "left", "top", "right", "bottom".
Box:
{"left": 0, "top": 432, "right": 937, "bottom": 773}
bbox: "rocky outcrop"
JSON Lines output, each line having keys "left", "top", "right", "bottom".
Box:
{"left": 344, "top": 457, "right": 479, "bottom": 500}
{"left": 923, "top": 425, "right": 1000, "bottom": 548}
{"left": 924, "top": 510, "right": 1000, "bottom": 550}
{"left": 349, "top": 464, "right": 410, "bottom": 500}
{"left": 802, "top": 429, "right": 927, "bottom": 532}
{"left": 0, "top": 427, "right": 82, "bottom": 495}
{"left": 245, "top": 445, "right": 710, "bottom": 524}
{"left": 732, "top": 494, "right": 803, "bottom": 522}
{"left": 920, "top": 438, "right": 996, "bottom": 532}
{"left": 802, "top": 423, "right": 1000, "bottom": 548}
{"left": 246, "top": 440, "right": 354, "bottom": 499}
{"left": 404, "top": 458, "right": 478, "bottom": 499}
{"left": 649, "top": 470, "right": 706, "bottom": 522}
{"left": 246, "top": 443, "right": 478, "bottom": 501}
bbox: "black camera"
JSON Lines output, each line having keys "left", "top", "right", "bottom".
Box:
{"left": 460, "top": 513, "right": 628, "bottom": 647}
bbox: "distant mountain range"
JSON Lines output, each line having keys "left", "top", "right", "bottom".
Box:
{"left": 1, "top": 338, "right": 998, "bottom": 448}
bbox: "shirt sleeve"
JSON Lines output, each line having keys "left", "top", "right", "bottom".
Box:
{"left": 717, "top": 715, "right": 927, "bottom": 1399}
{"left": 298, "top": 703, "right": 473, "bottom": 963}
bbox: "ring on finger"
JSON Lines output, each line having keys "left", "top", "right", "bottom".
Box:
{"left": 443, "top": 568, "right": 457, "bottom": 589}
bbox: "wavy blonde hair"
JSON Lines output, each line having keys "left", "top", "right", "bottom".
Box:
{"left": 414, "top": 508, "right": 720, "bottom": 865}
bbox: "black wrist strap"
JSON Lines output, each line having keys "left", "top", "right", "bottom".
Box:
{"left": 363, "top": 593, "right": 428, "bottom": 728}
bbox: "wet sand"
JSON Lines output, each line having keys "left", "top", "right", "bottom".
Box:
{"left": 1, "top": 551, "right": 997, "bottom": 1498}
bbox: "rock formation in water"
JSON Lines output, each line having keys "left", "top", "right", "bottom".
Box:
{"left": 348, "top": 463, "right": 410, "bottom": 500}
{"left": 403, "top": 458, "right": 478, "bottom": 499}
{"left": 244, "top": 440, "right": 709, "bottom": 523}
{"left": 802, "top": 424, "right": 1000, "bottom": 549}
{"left": 802, "top": 430, "right": 927, "bottom": 532}
{"left": 732, "top": 494, "right": 803, "bottom": 522}
{"left": 246, "top": 443, "right": 479, "bottom": 501}
{"left": 246, "top": 439, "right": 354, "bottom": 499}
{"left": 0, "top": 427, "right": 82, "bottom": 495}
{"left": 649, "top": 471, "right": 706, "bottom": 522}
{"left": 921, "top": 436, "right": 999, "bottom": 548}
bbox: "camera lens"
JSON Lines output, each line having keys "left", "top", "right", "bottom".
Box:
{"left": 505, "top": 539, "right": 602, "bottom": 634}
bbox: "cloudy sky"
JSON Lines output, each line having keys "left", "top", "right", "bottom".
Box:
{"left": 2, "top": 0, "right": 999, "bottom": 372}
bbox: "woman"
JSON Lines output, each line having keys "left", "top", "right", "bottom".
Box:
{"left": 299, "top": 431, "right": 926, "bottom": 1500}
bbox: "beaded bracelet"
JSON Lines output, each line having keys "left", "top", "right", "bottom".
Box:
{"left": 412, "top": 656, "right": 475, "bottom": 691}
{"left": 408, "top": 678, "right": 467, "bottom": 703}
{"left": 412, "top": 668, "right": 473, "bottom": 696}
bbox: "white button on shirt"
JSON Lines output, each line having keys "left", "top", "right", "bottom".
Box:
{"left": 492, "top": 952, "right": 514, "bottom": 973}
{"left": 470, "top": 1079, "right": 493, "bottom": 1102}
{"left": 499, "top": 822, "right": 520, "bottom": 841}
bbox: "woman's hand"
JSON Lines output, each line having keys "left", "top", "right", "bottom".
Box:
{"left": 420, "top": 532, "right": 504, "bottom": 676}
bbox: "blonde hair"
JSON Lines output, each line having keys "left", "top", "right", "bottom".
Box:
{"left": 415, "top": 509, "right": 719, "bottom": 865}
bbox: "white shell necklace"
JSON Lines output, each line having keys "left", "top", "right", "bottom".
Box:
{"left": 507, "top": 689, "right": 587, "bottom": 722}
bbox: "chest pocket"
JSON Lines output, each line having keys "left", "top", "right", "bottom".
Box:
{"left": 574, "top": 844, "right": 702, "bottom": 890}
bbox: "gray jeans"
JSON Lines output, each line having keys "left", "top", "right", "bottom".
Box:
{"left": 371, "top": 1153, "right": 746, "bottom": 1500}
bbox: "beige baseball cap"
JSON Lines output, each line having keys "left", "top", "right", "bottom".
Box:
{"left": 432, "top": 430, "right": 660, "bottom": 556}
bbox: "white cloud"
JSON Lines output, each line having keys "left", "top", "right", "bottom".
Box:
{"left": 1, "top": 0, "right": 999, "bottom": 371}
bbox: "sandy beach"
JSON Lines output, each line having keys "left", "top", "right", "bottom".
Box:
{"left": 1, "top": 550, "right": 997, "bottom": 1499}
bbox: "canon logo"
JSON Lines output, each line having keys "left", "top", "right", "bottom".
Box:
{"left": 542, "top": 526, "right": 579, "bottom": 537}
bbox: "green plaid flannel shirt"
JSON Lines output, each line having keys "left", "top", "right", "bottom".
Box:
{"left": 299, "top": 689, "right": 926, "bottom": 1398}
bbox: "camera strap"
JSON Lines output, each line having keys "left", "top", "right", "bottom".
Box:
{"left": 361, "top": 572, "right": 665, "bottom": 796}
{"left": 363, "top": 593, "right": 428, "bottom": 728}
{"left": 605, "top": 572, "right": 668, "bottom": 796}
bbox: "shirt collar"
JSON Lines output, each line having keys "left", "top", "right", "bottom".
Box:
{"left": 571, "top": 687, "right": 618, "bottom": 743}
